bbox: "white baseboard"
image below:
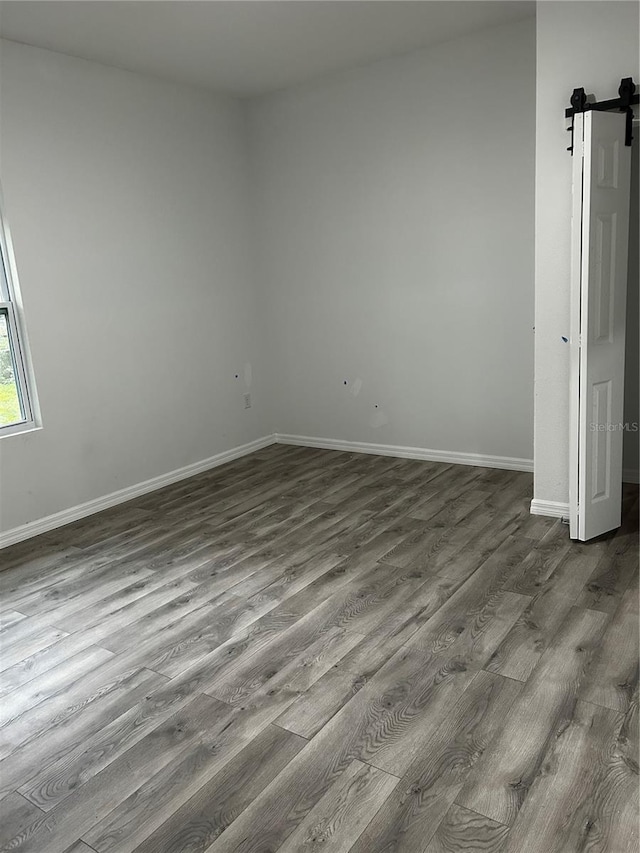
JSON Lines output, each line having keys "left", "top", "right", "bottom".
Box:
{"left": 0, "top": 434, "right": 277, "bottom": 550}
{"left": 530, "top": 499, "right": 570, "bottom": 519}
{"left": 531, "top": 471, "right": 638, "bottom": 519}
{"left": 275, "top": 433, "right": 534, "bottom": 473}
{"left": 0, "top": 431, "right": 536, "bottom": 551}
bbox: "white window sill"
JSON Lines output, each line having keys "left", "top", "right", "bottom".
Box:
{"left": 0, "top": 422, "right": 42, "bottom": 439}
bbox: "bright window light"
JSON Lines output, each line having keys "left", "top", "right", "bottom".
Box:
{"left": 0, "top": 199, "right": 39, "bottom": 436}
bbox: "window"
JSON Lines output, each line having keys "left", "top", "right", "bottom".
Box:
{"left": 0, "top": 202, "right": 38, "bottom": 436}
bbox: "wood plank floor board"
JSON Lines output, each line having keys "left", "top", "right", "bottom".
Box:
{"left": 76, "top": 519, "right": 208, "bottom": 565}
{"left": 395, "top": 458, "right": 456, "bottom": 485}
{"left": 1, "top": 545, "right": 163, "bottom": 615}
{"left": 206, "top": 548, "right": 347, "bottom": 610}
{"left": 0, "top": 694, "right": 232, "bottom": 853}
{"left": 0, "top": 658, "right": 167, "bottom": 770}
{"left": 107, "top": 546, "right": 373, "bottom": 681}
{"left": 0, "top": 644, "right": 116, "bottom": 728}
{"left": 120, "top": 461, "right": 278, "bottom": 513}
{"left": 319, "top": 514, "right": 420, "bottom": 560}
{"left": 321, "top": 469, "right": 414, "bottom": 508}
{"left": 618, "top": 684, "right": 638, "bottom": 775}
{"left": 0, "top": 623, "right": 70, "bottom": 673}
{"left": 65, "top": 514, "right": 199, "bottom": 563}
{"left": 168, "top": 459, "right": 345, "bottom": 527}
{"left": 209, "top": 498, "right": 328, "bottom": 547}
{"left": 126, "top": 594, "right": 274, "bottom": 681}
{"left": 0, "top": 671, "right": 168, "bottom": 799}
{"left": 3, "top": 655, "right": 239, "bottom": 809}
{"left": 0, "top": 547, "right": 84, "bottom": 587}
{"left": 93, "top": 581, "right": 245, "bottom": 658}
{"left": 307, "top": 482, "right": 389, "bottom": 520}
{"left": 81, "top": 723, "right": 306, "bottom": 853}
{"left": 0, "top": 551, "right": 113, "bottom": 611}
{"left": 211, "top": 571, "right": 533, "bottom": 851}
{"left": 486, "top": 544, "right": 607, "bottom": 682}
{"left": 422, "top": 803, "right": 510, "bottom": 853}
{"left": 0, "top": 572, "right": 207, "bottom": 698}
{"left": 0, "top": 667, "right": 168, "bottom": 801}
{"left": 406, "top": 466, "right": 487, "bottom": 522}
{"left": 503, "top": 700, "right": 637, "bottom": 853}
{"left": 202, "top": 559, "right": 447, "bottom": 708}
{"left": 273, "top": 760, "right": 397, "bottom": 853}
{"left": 175, "top": 546, "right": 428, "bottom": 699}
{"left": 0, "top": 792, "right": 44, "bottom": 846}
{"left": 190, "top": 610, "right": 364, "bottom": 714}
{"left": 379, "top": 518, "right": 480, "bottom": 572}
{"left": 408, "top": 588, "right": 531, "bottom": 681}
{"left": 423, "top": 515, "right": 531, "bottom": 584}
{"left": 403, "top": 534, "right": 536, "bottom": 660}
{"left": 131, "top": 724, "right": 307, "bottom": 853}
{"left": 199, "top": 654, "right": 475, "bottom": 853}
{"left": 448, "top": 472, "right": 532, "bottom": 534}
{"left": 159, "top": 469, "right": 293, "bottom": 520}
{"left": 182, "top": 542, "right": 288, "bottom": 588}
{"left": 52, "top": 564, "right": 200, "bottom": 636}
{"left": 184, "top": 483, "right": 315, "bottom": 531}
{"left": 418, "top": 486, "right": 494, "bottom": 531}
{"left": 190, "top": 578, "right": 402, "bottom": 704}
{"left": 38, "top": 507, "right": 154, "bottom": 553}
{"left": 455, "top": 606, "right": 610, "bottom": 826}
{"left": 351, "top": 488, "right": 424, "bottom": 523}
{"left": 0, "top": 610, "right": 27, "bottom": 629}
{"left": 61, "top": 842, "right": 96, "bottom": 853}
{"left": 80, "top": 703, "right": 267, "bottom": 853}
{"left": 0, "top": 612, "right": 71, "bottom": 651}
{"left": 484, "top": 587, "right": 578, "bottom": 683}
{"left": 579, "top": 582, "right": 639, "bottom": 712}
{"left": 534, "top": 544, "right": 605, "bottom": 599}
{"left": 339, "top": 592, "right": 530, "bottom": 778}
{"left": 262, "top": 505, "right": 385, "bottom": 559}
{"left": 275, "top": 575, "right": 461, "bottom": 739}
{"left": 574, "top": 533, "right": 640, "bottom": 614}
{"left": 0, "top": 446, "right": 635, "bottom": 853}
{"left": 214, "top": 623, "right": 367, "bottom": 709}
{"left": 501, "top": 520, "right": 572, "bottom": 596}
{"left": 1, "top": 563, "right": 187, "bottom": 645}
{"left": 96, "top": 526, "right": 241, "bottom": 577}
{"left": 515, "top": 512, "right": 560, "bottom": 541}
{"left": 195, "top": 502, "right": 361, "bottom": 581}
{"left": 17, "top": 662, "right": 237, "bottom": 811}
{"left": 62, "top": 505, "right": 201, "bottom": 567}
{"left": 349, "top": 670, "right": 521, "bottom": 853}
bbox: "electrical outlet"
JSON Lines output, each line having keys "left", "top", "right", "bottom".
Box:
{"left": 243, "top": 393, "right": 252, "bottom": 409}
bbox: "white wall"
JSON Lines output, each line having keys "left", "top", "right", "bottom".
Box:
{"left": 0, "top": 40, "right": 270, "bottom": 534}
{"left": 534, "top": 1, "right": 640, "bottom": 506}
{"left": 623, "top": 135, "right": 639, "bottom": 479}
{"left": 0, "top": 17, "right": 540, "bottom": 538}
{"left": 248, "top": 17, "right": 535, "bottom": 462}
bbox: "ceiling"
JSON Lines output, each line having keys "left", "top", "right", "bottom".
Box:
{"left": 0, "top": 1, "right": 535, "bottom": 98}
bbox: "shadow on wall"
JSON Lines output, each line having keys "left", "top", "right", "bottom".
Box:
{"left": 623, "top": 131, "right": 639, "bottom": 479}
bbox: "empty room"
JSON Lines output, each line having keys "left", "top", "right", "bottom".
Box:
{"left": 0, "top": 1, "right": 638, "bottom": 852}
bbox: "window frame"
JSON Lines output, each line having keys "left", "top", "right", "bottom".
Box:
{"left": 0, "top": 194, "right": 40, "bottom": 437}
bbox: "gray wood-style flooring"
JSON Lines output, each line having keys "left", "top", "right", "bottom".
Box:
{"left": 0, "top": 444, "right": 638, "bottom": 853}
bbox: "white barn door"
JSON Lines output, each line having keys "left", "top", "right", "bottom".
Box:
{"left": 569, "top": 111, "right": 632, "bottom": 541}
